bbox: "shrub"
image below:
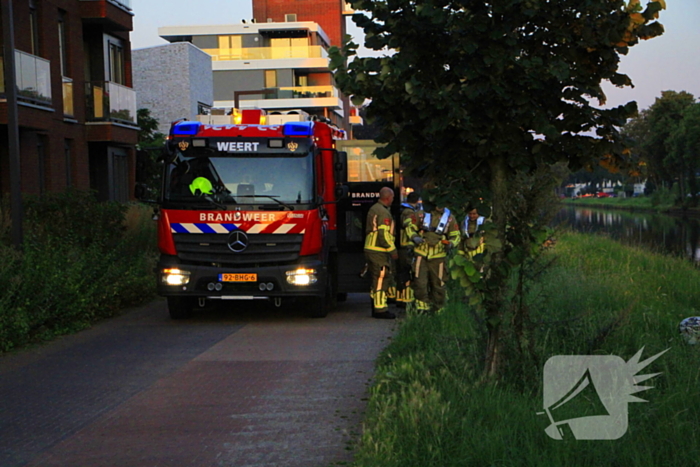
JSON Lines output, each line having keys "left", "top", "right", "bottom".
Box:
{"left": 0, "top": 192, "right": 156, "bottom": 352}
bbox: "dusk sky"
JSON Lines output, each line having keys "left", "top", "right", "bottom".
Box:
{"left": 131, "top": 0, "right": 700, "bottom": 112}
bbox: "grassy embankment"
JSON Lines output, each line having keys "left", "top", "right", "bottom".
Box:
{"left": 0, "top": 191, "right": 157, "bottom": 353}
{"left": 352, "top": 231, "right": 700, "bottom": 466}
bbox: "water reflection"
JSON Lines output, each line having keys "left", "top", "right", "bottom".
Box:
{"left": 554, "top": 206, "right": 700, "bottom": 263}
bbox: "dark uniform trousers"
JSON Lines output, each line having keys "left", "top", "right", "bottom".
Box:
{"left": 413, "top": 254, "right": 447, "bottom": 311}
{"left": 366, "top": 250, "right": 393, "bottom": 312}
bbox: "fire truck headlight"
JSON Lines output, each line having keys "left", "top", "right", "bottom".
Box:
{"left": 286, "top": 268, "right": 317, "bottom": 286}
{"left": 161, "top": 268, "right": 191, "bottom": 286}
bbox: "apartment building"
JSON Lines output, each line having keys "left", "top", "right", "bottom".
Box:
{"left": 158, "top": 21, "right": 347, "bottom": 129}
{"left": 0, "top": 0, "right": 139, "bottom": 202}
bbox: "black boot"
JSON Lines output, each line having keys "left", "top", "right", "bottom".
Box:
{"left": 372, "top": 310, "right": 396, "bottom": 319}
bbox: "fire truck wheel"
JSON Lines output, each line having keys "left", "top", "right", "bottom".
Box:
{"left": 310, "top": 279, "right": 332, "bottom": 318}
{"left": 167, "top": 297, "right": 194, "bottom": 319}
{"left": 336, "top": 293, "right": 348, "bottom": 302}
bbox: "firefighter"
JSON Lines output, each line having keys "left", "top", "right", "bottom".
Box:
{"left": 364, "top": 186, "right": 399, "bottom": 319}
{"left": 459, "top": 204, "right": 487, "bottom": 258}
{"left": 396, "top": 191, "right": 423, "bottom": 308}
{"left": 412, "top": 202, "right": 460, "bottom": 314}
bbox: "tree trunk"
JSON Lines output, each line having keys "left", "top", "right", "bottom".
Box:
{"left": 484, "top": 154, "right": 509, "bottom": 379}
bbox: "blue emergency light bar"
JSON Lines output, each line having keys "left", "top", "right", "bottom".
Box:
{"left": 283, "top": 121, "right": 314, "bottom": 137}
{"left": 172, "top": 121, "right": 202, "bottom": 136}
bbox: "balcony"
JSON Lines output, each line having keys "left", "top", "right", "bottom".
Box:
{"left": 0, "top": 50, "right": 52, "bottom": 106}
{"left": 202, "top": 45, "right": 328, "bottom": 61}
{"left": 265, "top": 85, "right": 338, "bottom": 100}
{"left": 80, "top": 0, "right": 132, "bottom": 12}
{"left": 85, "top": 81, "right": 136, "bottom": 124}
{"left": 79, "top": 0, "right": 133, "bottom": 31}
{"left": 218, "top": 85, "right": 343, "bottom": 115}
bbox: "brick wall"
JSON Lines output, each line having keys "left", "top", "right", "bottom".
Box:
{"left": 253, "top": 0, "right": 346, "bottom": 47}
{"left": 133, "top": 43, "right": 213, "bottom": 135}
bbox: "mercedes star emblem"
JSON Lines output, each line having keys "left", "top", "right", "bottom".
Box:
{"left": 227, "top": 230, "right": 249, "bottom": 253}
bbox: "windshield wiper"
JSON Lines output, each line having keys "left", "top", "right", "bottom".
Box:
{"left": 236, "top": 195, "right": 294, "bottom": 211}
{"left": 203, "top": 195, "right": 228, "bottom": 210}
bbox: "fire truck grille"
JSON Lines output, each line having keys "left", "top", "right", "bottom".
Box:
{"left": 173, "top": 233, "right": 303, "bottom": 266}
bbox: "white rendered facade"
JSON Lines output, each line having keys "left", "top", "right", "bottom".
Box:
{"left": 158, "top": 22, "right": 345, "bottom": 128}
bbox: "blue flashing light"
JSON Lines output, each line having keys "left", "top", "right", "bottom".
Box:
{"left": 172, "top": 121, "right": 201, "bottom": 136}
{"left": 283, "top": 121, "right": 314, "bottom": 137}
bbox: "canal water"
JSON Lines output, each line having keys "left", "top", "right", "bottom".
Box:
{"left": 553, "top": 206, "right": 700, "bottom": 263}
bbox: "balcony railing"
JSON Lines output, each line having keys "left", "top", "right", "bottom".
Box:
{"left": 85, "top": 81, "right": 136, "bottom": 124}
{"left": 79, "top": 0, "right": 132, "bottom": 12}
{"left": 63, "top": 77, "right": 74, "bottom": 116}
{"left": 202, "top": 45, "right": 328, "bottom": 61}
{"left": 263, "top": 85, "right": 339, "bottom": 100}
{"left": 0, "top": 50, "right": 52, "bottom": 105}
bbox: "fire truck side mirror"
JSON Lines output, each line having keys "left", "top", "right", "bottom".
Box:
{"left": 334, "top": 151, "right": 348, "bottom": 184}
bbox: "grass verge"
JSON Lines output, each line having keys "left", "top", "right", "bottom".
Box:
{"left": 353, "top": 231, "right": 700, "bottom": 466}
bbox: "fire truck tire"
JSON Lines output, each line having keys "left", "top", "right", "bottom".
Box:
{"left": 167, "top": 297, "right": 194, "bottom": 319}
{"left": 310, "top": 280, "right": 332, "bottom": 318}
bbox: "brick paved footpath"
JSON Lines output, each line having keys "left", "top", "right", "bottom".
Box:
{"left": 0, "top": 294, "right": 397, "bottom": 467}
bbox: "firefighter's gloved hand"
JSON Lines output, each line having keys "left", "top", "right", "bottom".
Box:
{"left": 412, "top": 236, "right": 424, "bottom": 245}
{"left": 441, "top": 240, "right": 453, "bottom": 252}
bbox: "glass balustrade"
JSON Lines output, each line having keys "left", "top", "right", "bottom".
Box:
{"left": 0, "top": 50, "right": 53, "bottom": 105}
{"left": 85, "top": 80, "right": 136, "bottom": 123}
{"left": 202, "top": 45, "right": 327, "bottom": 61}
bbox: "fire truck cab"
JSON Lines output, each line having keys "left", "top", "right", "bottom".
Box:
{"left": 142, "top": 113, "right": 400, "bottom": 319}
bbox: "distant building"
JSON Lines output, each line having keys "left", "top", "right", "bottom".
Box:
{"left": 158, "top": 21, "right": 347, "bottom": 129}
{"left": 0, "top": 0, "right": 139, "bottom": 202}
{"left": 252, "top": 0, "right": 354, "bottom": 48}
{"left": 133, "top": 42, "right": 213, "bottom": 135}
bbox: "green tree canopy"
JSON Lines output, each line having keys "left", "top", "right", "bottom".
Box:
{"left": 668, "top": 100, "right": 700, "bottom": 201}
{"left": 332, "top": 0, "right": 664, "bottom": 189}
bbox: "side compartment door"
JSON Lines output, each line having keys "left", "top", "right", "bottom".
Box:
{"left": 335, "top": 141, "right": 401, "bottom": 294}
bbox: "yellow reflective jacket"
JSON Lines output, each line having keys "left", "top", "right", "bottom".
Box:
{"left": 399, "top": 203, "right": 422, "bottom": 248}
{"left": 364, "top": 201, "right": 397, "bottom": 254}
{"left": 414, "top": 209, "right": 460, "bottom": 259}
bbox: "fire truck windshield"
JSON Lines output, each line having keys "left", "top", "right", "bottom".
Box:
{"left": 164, "top": 149, "right": 314, "bottom": 208}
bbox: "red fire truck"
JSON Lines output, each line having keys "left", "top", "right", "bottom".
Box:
{"left": 147, "top": 113, "right": 400, "bottom": 319}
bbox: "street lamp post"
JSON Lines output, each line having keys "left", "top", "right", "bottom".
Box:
{"left": 1, "top": 0, "right": 23, "bottom": 249}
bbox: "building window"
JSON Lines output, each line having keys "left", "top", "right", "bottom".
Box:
{"left": 59, "top": 10, "right": 74, "bottom": 116}
{"left": 198, "top": 102, "right": 211, "bottom": 115}
{"left": 57, "top": 10, "right": 68, "bottom": 76}
{"left": 218, "top": 35, "right": 242, "bottom": 50}
{"left": 264, "top": 70, "right": 277, "bottom": 88}
{"left": 295, "top": 74, "right": 308, "bottom": 87}
{"left": 29, "top": 0, "right": 40, "bottom": 55}
{"left": 270, "top": 37, "right": 308, "bottom": 58}
{"left": 105, "top": 35, "right": 126, "bottom": 84}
